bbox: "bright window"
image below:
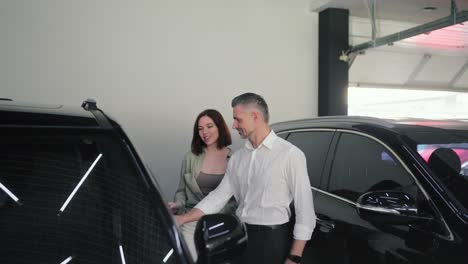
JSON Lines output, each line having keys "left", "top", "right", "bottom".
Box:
{"left": 348, "top": 87, "right": 468, "bottom": 119}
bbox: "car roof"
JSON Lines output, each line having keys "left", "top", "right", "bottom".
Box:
{"left": 271, "top": 116, "right": 468, "bottom": 134}
{"left": 0, "top": 99, "right": 101, "bottom": 127}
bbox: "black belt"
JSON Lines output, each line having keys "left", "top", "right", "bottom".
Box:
{"left": 245, "top": 223, "right": 289, "bottom": 231}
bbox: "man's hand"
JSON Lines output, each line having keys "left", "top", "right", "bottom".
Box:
{"left": 284, "top": 239, "right": 307, "bottom": 264}
{"left": 284, "top": 259, "right": 298, "bottom": 264}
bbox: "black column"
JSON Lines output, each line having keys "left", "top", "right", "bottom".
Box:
{"left": 318, "top": 8, "right": 349, "bottom": 116}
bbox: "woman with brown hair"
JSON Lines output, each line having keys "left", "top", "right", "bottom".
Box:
{"left": 168, "top": 109, "right": 235, "bottom": 260}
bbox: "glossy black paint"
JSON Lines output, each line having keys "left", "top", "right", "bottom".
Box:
{"left": 0, "top": 100, "right": 245, "bottom": 264}
{"left": 0, "top": 101, "right": 98, "bottom": 127}
{"left": 194, "top": 214, "right": 247, "bottom": 264}
{"left": 356, "top": 191, "right": 430, "bottom": 225}
{"left": 272, "top": 116, "right": 468, "bottom": 264}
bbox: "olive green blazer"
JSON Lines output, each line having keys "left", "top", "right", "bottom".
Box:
{"left": 173, "top": 149, "right": 236, "bottom": 214}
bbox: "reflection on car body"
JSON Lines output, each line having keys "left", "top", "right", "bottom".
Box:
{"left": 419, "top": 145, "right": 468, "bottom": 177}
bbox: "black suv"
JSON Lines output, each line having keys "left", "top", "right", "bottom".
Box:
{"left": 272, "top": 116, "right": 468, "bottom": 264}
{"left": 0, "top": 99, "right": 246, "bottom": 264}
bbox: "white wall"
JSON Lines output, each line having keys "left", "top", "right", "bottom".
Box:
{"left": 0, "top": 0, "right": 319, "bottom": 199}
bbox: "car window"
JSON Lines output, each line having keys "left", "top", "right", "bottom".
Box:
{"left": 328, "top": 132, "right": 415, "bottom": 202}
{"left": 403, "top": 131, "right": 468, "bottom": 212}
{"left": 0, "top": 135, "right": 180, "bottom": 264}
{"left": 287, "top": 131, "right": 334, "bottom": 188}
{"left": 277, "top": 132, "right": 288, "bottom": 139}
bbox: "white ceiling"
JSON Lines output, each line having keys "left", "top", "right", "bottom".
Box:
{"left": 310, "top": 0, "right": 468, "bottom": 25}
{"left": 310, "top": 0, "right": 468, "bottom": 91}
{"left": 397, "top": 23, "right": 468, "bottom": 54}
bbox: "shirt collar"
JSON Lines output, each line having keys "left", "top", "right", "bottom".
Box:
{"left": 245, "top": 130, "right": 277, "bottom": 150}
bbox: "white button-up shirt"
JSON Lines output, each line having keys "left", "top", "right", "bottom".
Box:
{"left": 196, "top": 130, "right": 316, "bottom": 240}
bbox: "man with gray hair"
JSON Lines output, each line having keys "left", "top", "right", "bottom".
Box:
{"left": 175, "top": 92, "right": 316, "bottom": 264}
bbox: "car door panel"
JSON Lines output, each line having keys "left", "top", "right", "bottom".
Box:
{"left": 315, "top": 131, "right": 441, "bottom": 263}
{"left": 284, "top": 130, "right": 335, "bottom": 264}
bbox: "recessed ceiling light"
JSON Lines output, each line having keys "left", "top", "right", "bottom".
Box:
{"left": 422, "top": 6, "right": 437, "bottom": 12}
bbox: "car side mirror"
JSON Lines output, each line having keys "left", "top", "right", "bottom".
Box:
{"left": 356, "top": 191, "right": 432, "bottom": 225}
{"left": 194, "top": 214, "right": 247, "bottom": 264}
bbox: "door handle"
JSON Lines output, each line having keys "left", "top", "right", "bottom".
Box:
{"left": 317, "top": 217, "right": 335, "bottom": 233}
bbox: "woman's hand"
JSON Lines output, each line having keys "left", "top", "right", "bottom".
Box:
{"left": 167, "top": 202, "right": 178, "bottom": 214}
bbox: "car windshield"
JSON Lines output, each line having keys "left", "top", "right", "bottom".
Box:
{"left": 403, "top": 129, "right": 468, "bottom": 212}
{"left": 0, "top": 131, "right": 180, "bottom": 263}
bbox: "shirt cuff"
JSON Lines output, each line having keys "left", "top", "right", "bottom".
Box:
{"left": 194, "top": 199, "right": 215, "bottom": 215}
{"left": 293, "top": 223, "right": 314, "bottom": 241}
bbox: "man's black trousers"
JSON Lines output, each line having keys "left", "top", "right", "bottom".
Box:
{"left": 238, "top": 223, "right": 291, "bottom": 264}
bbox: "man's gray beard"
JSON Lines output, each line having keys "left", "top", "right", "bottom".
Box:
{"left": 238, "top": 131, "right": 247, "bottom": 139}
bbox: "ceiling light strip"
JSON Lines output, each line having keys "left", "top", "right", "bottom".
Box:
{"left": 59, "top": 256, "right": 73, "bottom": 264}
{"left": 59, "top": 153, "right": 103, "bottom": 214}
{"left": 0, "top": 181, "right": 20, "bottom": 204}
{"left": 119, "top": 245, "right": 127, "bottom": 264}
{"left": 163, "top": 249, "right": 174, "bottom": 263}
